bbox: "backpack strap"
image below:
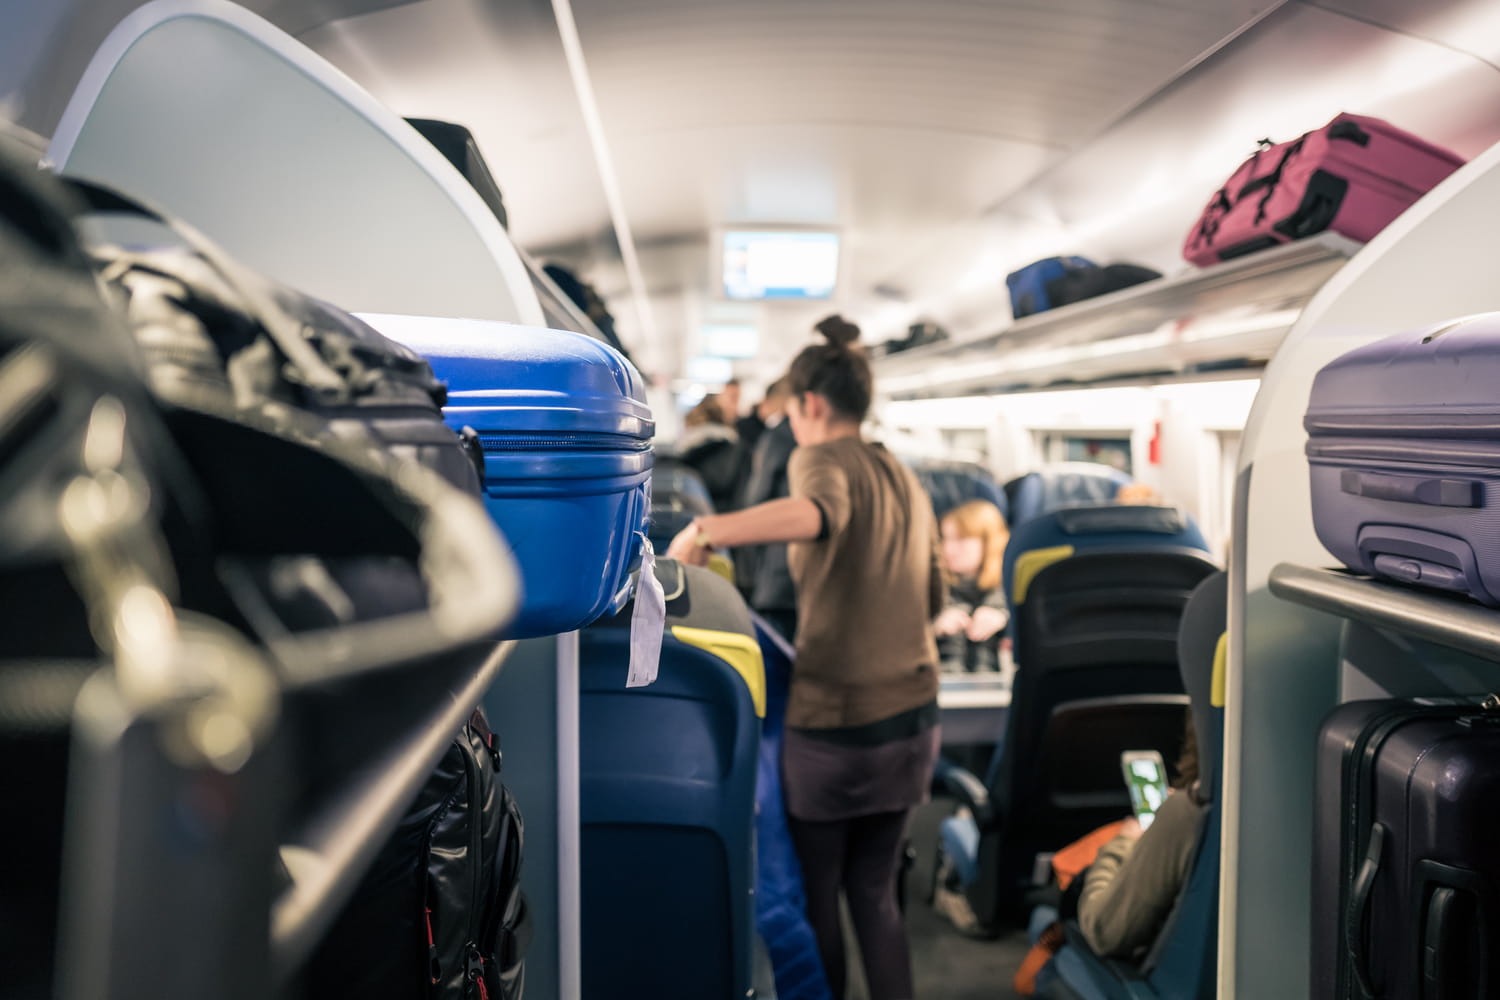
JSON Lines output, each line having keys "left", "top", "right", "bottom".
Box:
{"left": 63, "top": 178, "right": 353, "bottom": 406}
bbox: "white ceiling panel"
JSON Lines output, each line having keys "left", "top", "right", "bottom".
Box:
{"left": 294, "top": 0, "right": 1269, "bottom": 367}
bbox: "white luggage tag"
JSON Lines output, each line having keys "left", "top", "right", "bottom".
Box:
{"left": 626, "top": 533, "right": 666, "bottom": 688}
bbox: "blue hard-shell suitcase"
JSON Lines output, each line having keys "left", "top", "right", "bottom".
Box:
{"left": 1306, "top": 314, "right": 1500, "bottom": 605}
{"left": 367, "top": 315, "right": 654, "bottom": 637}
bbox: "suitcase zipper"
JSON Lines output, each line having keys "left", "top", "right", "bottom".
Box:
{"left": 479, "top": 432, "right": 649, "bottom": 453}
{"left": 463, "top": 726, "right": 486, "bottom": 1000}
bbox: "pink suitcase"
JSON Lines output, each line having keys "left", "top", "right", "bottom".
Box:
{"left": 1183, "top": 113, "right": 1465, "bottom": 266}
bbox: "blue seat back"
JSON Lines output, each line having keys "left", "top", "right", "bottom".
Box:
{"left": 1047, "top": 571, "right": 1229, "bottom": 1000}
{"left": 1143, "top": 570, "right": 1228, "bottom": 997}
{"left": 905, "top": 458, "right": 1009, "bottom": 522}
{"left": 751, "top": 615, "right": 835, "bottom": 1000}
{"left": 577, "top": 561, "right": 763, "bottom": 999}
{"left": 1006, "top": 463, "right": 1132, "bottom": 529}
{"left": 972, "top": 506, "right": 1214, "bottom": 926}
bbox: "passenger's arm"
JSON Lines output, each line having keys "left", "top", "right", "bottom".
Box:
{"left": 699, "top": 497, "right": 825, "bottom": 547}
{"left": 928, "top": 521, "right": 949, "bottom": 620}
{"left": 665, "top": 497, "right": 823, "bottom": 564}
{"left": 1077, "top": 794, "right": 1203, "bottom": 958}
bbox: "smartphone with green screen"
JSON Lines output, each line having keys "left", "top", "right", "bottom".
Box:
{"left": 1121, "top": 750, "right": 1169, "bottom": 830}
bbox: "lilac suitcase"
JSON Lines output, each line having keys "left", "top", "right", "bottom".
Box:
{"left": 1311, "top": 698, "right": 1500, "bottom": 999}
{"left": 1306, "top": 314, "right": 1500, "bottom": 604}
{"left": 1184, "top": 113, "right": 1464, "bottom": 266}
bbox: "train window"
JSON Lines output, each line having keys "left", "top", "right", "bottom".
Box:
{"left": 941, "top": 428, "right": 990, "bottom": 462}
{"left": 1043, "top": 434, "right": 1133, "bottom": 474}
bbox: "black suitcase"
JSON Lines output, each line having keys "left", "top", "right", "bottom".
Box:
{"left": 1312, "top": 696, "right": 1500, "bottom": 1000}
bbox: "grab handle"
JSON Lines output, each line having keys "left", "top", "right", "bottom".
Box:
{"left": 1341, "top": 470, "right": 1482, "bottom": 508}
{"left": 1348, "top": 822, "right": 1386, "bottom": 999}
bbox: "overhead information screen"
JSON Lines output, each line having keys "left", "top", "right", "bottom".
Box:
{"left": 723, "top": 230, "right": 839, "bottom": 300}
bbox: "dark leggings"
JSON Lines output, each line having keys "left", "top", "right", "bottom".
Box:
{"left": 788, "top": 809, "right": 913, "bottom": 1000}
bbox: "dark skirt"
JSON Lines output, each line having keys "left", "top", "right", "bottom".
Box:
{"left": 781, "top": 701, "right": 941, "bottom": 823}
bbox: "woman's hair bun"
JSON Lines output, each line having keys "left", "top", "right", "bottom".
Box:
{"left": 814, "top": 314, "right": 861, "bottom": 348}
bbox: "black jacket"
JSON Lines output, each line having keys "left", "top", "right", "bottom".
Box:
{"left": 735, "top": 420, "right": 798, "bottom": 613}
{"left": 938, "top": 576, "right": 1008, "bottom": 673}
{"left": 678, "top": 424, "right": 742, "bottom": 511}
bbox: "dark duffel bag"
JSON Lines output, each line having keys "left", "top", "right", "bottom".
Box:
{"left": 70, "top": 179, "right": 528, "bottom": 997}
{"left": 72, "top": 180, "right": 484, "bottom": 496}
{"left": 1043, "top": 262, "right": 1161, "bottom": 309}
{"left": 1312, "top": 697, "right": 1500, "bottom": 1000}
{"left": 0, "top": 131, "right": 213, "bottom": 1000}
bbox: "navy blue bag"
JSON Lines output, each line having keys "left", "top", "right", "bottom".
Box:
{"left": 1006, "top": 256, "right": 1095, "bottom": 318}
{"left": 1306, "top": 314, "right": 1500, "bottom": 605}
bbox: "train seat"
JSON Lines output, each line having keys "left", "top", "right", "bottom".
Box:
{"left": 749, "top": 613, "right": 835, "bottom": 1000}
{"left": 577, "top": 558, "right": 764, "bottom": 1000}
{"left": 1043, "top": 570, "right": 1228, "bottom": 1000}
{"left": 905, "top": 458, "right": 1010, "bottom": 521}
{"left": 935, "top": 505, "right": 1216, "bottom": 928}
{"left": 1005, "top": 463, "right": 1133, "bottom": 529}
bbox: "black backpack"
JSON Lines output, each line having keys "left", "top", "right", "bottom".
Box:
{"left": 306, "top": 707, "right": 529, "bottom": 1000}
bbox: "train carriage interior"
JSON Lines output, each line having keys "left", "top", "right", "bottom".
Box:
{"left": 5, "top": 1, "right": 1500, "bottom": 998}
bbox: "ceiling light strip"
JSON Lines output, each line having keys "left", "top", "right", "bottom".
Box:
{"left": 549, "top": 0, "right": 659, "bottom": 352}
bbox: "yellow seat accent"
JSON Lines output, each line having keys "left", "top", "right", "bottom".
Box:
{"left": 1211, "top": 632, "right": 1229, "bottom": 708}
{"left": 706, "top": 552, "right": 736, "bottom": 586}
{"left": 670, "top": 625, "right": 766, "bottom": 718}
{"left": 1012, "top": 545, "right": 1075, "bottom": 605}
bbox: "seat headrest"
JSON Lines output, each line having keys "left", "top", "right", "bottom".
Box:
{"left": 1001, "top": 503, "right": 1211, "bottom": 607}
{"left": 1178, "top": 571, "right": 1228, "bottom": 804}
{"left": 1054, "top": 504, "right": 1185, "bottom": 536}
{"left": 1006, "top": 462, "right": 1133, "bottom": 527}
{"left": 906, "top": 459, "right": 1008, "bottom": 521}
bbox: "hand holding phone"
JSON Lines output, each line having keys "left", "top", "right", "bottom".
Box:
{"left": 1121, "top": 750, "right": 1169, "bottom": 830}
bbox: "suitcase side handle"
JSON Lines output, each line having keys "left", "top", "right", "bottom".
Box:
{"left": 1347, "top": 821, "right": 1386, "bottom": 999}
{"left": 1340, "top": 470, "right": 1483, "bottom": 508}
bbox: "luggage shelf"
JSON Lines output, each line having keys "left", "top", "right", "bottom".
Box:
{"left": 873, "top": 232, "right": 1360, "bottom": 398}
{"left": 1268, "top": 564, "right": 1500, "bottom": 662}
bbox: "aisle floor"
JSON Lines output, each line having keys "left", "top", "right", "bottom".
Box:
{"left": 844, "top": 797, "right": 1031, "bottom": 1000}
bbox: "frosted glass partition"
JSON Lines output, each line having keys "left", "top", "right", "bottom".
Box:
{"left": 1225, "top": 136, "right": 1500, "bottom": 998}
{"left": 49, "top": 0, "right": 543, "bottom": 325}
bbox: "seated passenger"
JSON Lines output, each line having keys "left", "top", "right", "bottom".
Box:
{"left": 1077, "top": 717, "right": 1205, "bottom": 960}
{"left": 934, "top": 499, "right": 1010, "bottom": 674}
{"left": 678, "top": 394, "right": 742, "bottom": 510}
{"left": 1116, "top": 482, "right": 1164, "bottom": 505}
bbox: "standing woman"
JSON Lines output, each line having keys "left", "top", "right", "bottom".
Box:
{"left": 668, "top": 315, "right": 945, "bottom": 1000}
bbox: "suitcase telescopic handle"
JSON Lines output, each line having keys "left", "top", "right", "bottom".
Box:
{"left": 1348, "top": 822, "right": 1386, "bottom": 999}
{"left": 1340, "top": 470, "right": 1483, "bottom": 508}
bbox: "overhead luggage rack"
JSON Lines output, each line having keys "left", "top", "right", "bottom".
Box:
{"left": 874, "top": 232, "right": 1361, "bottom": 399}
{"left": 1268, "top": 563, "right": 1500, "bottom": 662}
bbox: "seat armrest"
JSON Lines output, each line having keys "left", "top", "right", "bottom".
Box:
{"left": 1059, "top": 921, "right": 1156, "bottom": 1000}
{"left": 932, "top": 759, "right": 995, "bottom": 828}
